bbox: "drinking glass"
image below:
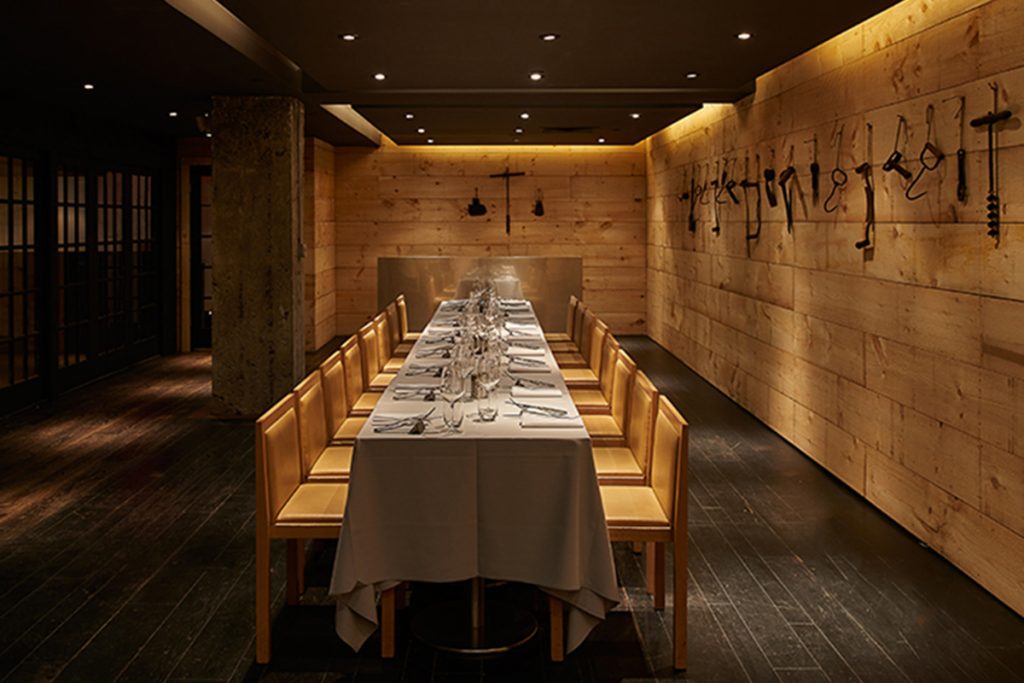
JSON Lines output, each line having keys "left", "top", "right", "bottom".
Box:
{"left": 439, "top": 367, "right": 466, "bottom": 432}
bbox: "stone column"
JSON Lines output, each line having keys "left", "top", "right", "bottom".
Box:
{"left": 211, "top": 96, "right": 304, "bottom": 416}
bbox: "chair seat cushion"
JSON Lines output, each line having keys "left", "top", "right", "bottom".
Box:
{"left": 350, "top": 392, "right": 380, "bottom": 416}
{"left": 561, "top": 368, "right": 599, "bottom": 388}
{"left": 368, "top": 373, "right": 396, "bottom": 392}
{"left": 601, "top": 486, "right": 669, "bottom": 527}
{"left": 394, "top": 341, "right": 414, "bottom": 357}
{"left": 309, "top": 445, "right": 354, "bottom": 481}
{"left": 583, "top": 414, "right": 624, "bottom": 439}
{"left": 570, "top": 388, "right": 609, "bottom": 408}
{"left": 547, "top": 341, "right": 578, "bottom": 353}
{"left": 593, "top": 447, "right": 643, "bottom": 479}
{"left": 332, "top": 416, "right": 367, "bottom": 443}
{"left": 555, "top": 352, "right": 588, "bottom": 368}
{"left": 382, "top": 357, "right": 405, "bottom": 374}
{"left": 277, "top": 482, "right": 348, "bottom": 524}
{"left": 404, "top": 332, "right": 421, "bottom": 342}
{"left": 545, "top": 332, "right": 572, "bottom": 343}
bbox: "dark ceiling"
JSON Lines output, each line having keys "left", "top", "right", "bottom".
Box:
{"left": 0, "top": 0, "right": 900, "bottom": 146}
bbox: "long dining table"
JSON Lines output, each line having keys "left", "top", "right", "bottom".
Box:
{"left": 329, "top": 298, "right": 619, "bottom": 655}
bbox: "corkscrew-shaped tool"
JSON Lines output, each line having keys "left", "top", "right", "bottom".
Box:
{"left": 969, "top": 83, "right": 1012, "bottom": 240}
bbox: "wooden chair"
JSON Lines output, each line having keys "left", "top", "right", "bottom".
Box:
{"left": 396, "top": 293, "right": 420, "bottom": 345}
{"left": 255, "top": 395, "right": 397, "bottom": 663}
{"left": 561, "top": 310, "right": 602, "bottom": 389}
{"left": 375, "top": 312, "right": 404, "bottom": 374}
{"left": 555, "top": 315, "right": 598, "bottom": 369}
{"left": 581, "top": 349, "right": 636, "bottom": 446}
{"left": 385, "top": 301, "right": 408, "bottom": 357}
{"left": 295, "top": 371, "right": 355, "bottom": 480}
{"left": 340, "top": 337, "right": 381, "bottom": 416}
{"left": 546, "top": 294, "right": 578, "bottom": 351}
{"left": 606, "top": 396, "right": 688, "bottom": 667}
{"left": 358, "top": 321, "right": 395, "bottom": 392}
{"left": 592, "top": 371, "right": 658, "bottom": 484}
{"left": 570, "top": 334, "right": 620, "bottom": 415}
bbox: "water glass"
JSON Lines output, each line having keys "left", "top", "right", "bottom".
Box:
{"left": 443, "top": 399, "right": 465, "bottom": 431}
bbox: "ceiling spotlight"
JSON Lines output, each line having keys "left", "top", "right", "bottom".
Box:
{"left": 168, "top": 111, "right": 178, "bottom": 118}
{"left": 339, "top": 33, "right": 358, "bottom": 41}
{"left": 630, "top": 113, "right": 640, "bottom": 119}
{"left": 540, "top": 33, "right": 560, "bottom": 41}
{"left": 83, "top": 83, "right": 95, "bottom": 90}
{"left": 514, "top": 127, "right": 524, "bottom": 134}
{"left": 427, "top": 138, "right": 435, "bottom": 144}
{"left": 597, "top": 137, "right": 606, "bottom": 144}
{"left": 417, "top": 127, "right": 426, "bottom": 134}
{"left": 373, "top": 72, "right": 386, "bottom": 81}
{"left": 405, "top": 113, "right": 414, "bottom": 120}
{"left": 520, "top": 112, "right": 530, "bottom": 120}
{"left": 529, "top": 71, "right": 544, "bottom": 81}
{"left": 737, "top": 31, "right": 752, "bottom": 40}
{"left": 205, "top": 132, "right": 212, "bottom": 138}
{"left": 686, "top": 72, "right": 700, "bottom": 79}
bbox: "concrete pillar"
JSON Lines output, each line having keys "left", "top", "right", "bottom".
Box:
{"left": 211, "top": 96, "right": 304, "bottom": 416}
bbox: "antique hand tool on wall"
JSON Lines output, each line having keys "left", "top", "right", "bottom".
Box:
{"left": 823, "top": 124, "right": 847, "bottom": 214}
{"left": 710, "top": 159, "right": 723, "bottom": 235}
{"left": 881, "top": 115, "right": 912, "bottom": 181}
{"left": 806, "top": 135, "right": 820, "bottom": 205}
{"left": 763, "top": 147, "right": 778, "bottom": 208}
{"left": 905, "top": 104, "right": 945, "bottom": 201}
{"left": 778, "top": 148, "right": 797, "bottom": 233}
{"left": 855, "top": 123, "right": 875, "bottom": 251}
{"left": 944, "top": 95, "right": 968, "bottom": 203}
{"left": 970, "top": 82, "right": 1012, "bottom": 240}
{"left": 488, "top": 167, "right": 526, "bottom": 234}
{"left": 741, "top": 154, "right": 763, "bottom": 255}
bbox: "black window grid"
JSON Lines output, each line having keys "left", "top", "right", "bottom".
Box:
{"left": 0, "top": 155, "right": 39, "bottom": 389}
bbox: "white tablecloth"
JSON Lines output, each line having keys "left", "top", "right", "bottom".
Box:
{"left": 329, "top": 300, "right": 619, "bottom": 653}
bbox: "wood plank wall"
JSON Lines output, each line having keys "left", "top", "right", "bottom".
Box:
{"left": 331, "top": 141, "right": 646, "bottom": 335}
{"left": 646, "top": 0, "right": 1024, "bottom": 615}
{"left": 303, "top": 138, "right": 336, "bottom": 351}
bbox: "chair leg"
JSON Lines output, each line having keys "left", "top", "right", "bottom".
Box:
{"left": 285, "top": 539, "right": 303, "bottom": 605}
{"left": 256, "top": 535, "right": 272, "bottom": 664}
{"left": 549, "top": 595, "right": 564, "bottom": 662}
{"left": 673, "top": 540, "right": 688, "bottom": 670}
{"left": 647, "top": 542, "right": 665, "bottom": 609}
{"left": 381, "top": 587, "right": 396, "bottom": 659}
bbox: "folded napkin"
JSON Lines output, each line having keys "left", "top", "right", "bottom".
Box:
{"left": 507, "top": 346, "right": 545, "bottom": 357}
{"left": 509, "top": 359, "right": 549, "bottom": 373}
{"left": 511, "top": 385, "right": 562, "bottom": 398}
{"left": 519, "top": 413, "right": 584, "bottom": 429}
{"left": 506, "top": 335, "right": 543, "bottom": 343}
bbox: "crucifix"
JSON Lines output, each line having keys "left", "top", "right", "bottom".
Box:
{"left": 489, "top": 167, "right": 526, "bottom": 235}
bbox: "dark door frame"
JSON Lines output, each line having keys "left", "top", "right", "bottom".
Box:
{"left": 189, "top": 165, "right": 212, "bottom": 349}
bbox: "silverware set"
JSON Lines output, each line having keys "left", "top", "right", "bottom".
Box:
{"left": 407, "top": 365, "right": 445, "bottom": 377}
{"left": 372, "top": 407, "right": 436, "bottom": 433}
{"left": 506, "top": 399, "right": 572, "bottom": 418}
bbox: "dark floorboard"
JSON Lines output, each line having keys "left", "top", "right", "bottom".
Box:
{"left": 0, "top": 340, "right": 1020, "bottom": 682}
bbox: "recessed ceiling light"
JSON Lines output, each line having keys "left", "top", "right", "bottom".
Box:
{"left": 529, "top": 71, "right": 544, "bottom": 81}
{"left": 427, "top": 138, "right": 435, "bottom": 144}
{"left": 339, "top": 33, "right": 358, "bottom": 41}
{"left": 205, "top": 132, "right": 212, "bottom": 138}
{"left": 417, "top": 127, "right": 426, "bottom": 134}
{"left": 598, "top": 137, "right": 606, "bottom": 144}
{"left": 520, "top": 112, "right": 530, "bottom": 120}
{"left": 405, "top": 113, "right": 414, "bottom": 120}
{"left": 737, "top": 32, "right": 752, "bottom": 40}
{"left": 630, "top": 113, "right": 640, "bottom": 119}
{"left": 168, "top": 111, "right": 178, "bottom": 118}
{"left": 515, "top": 127, "right": 524, "bottom": 134}
{"left": 83, "top": 83, "right": 95, "bottom": 90}
{"left": 686, "top": 72, "right": 700, "bottom": 79}
{"left": 540, "top": 33, "right": 560, "bottom": 41}
{"left": 373, "top": 72, "right": 386, "bottom": 81}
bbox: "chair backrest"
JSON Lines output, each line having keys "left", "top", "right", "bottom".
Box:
{"left": 340, "top": 336, "right": 366, "bottom": 408}
{"left": 565, "top": 295, "right": 578, "bottom": 338}
{"left": 294, "top": 372, "right": 329, "bottom": 476}
{"left": 579, "top": 308, "right": 597, "bottom": 360}
{"left": 255, "top": 394, "right": 303, "bottom": 529}
{"left": 572, "top": 302, "right": 586, "bottom": 347}
{"left": 626, "top": 371, "right": 659, "bottom": 475}
{"left": 358, "top": 322, "right": 380, "bottom": 384}
{"left": 396, "top": 294, "right": 410, "bottom": 339}
{"left": 385, "top": 302, "right": 402, "bottom": 350}
{"left": 609, "top": 349, "right": 637, "bottom": 429}
{"left": 599, "top": 335, "right": 621, "bottom": 399}
{"left": 649, "top": 395, "right": 688, "bottom": 527}
{"left": 319, "top": 350, "right": 349, "bottom": 437}
{"left": 374, "top": 312, "right": 391, "bottom": 361}
{"left": 588, "top": 320, "right": 608, "bottom": 374}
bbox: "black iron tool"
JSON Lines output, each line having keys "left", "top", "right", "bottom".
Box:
{"left": 763, "top": 168, "right": 778, "bottom": 207}
{"left": 823, "top": 124, "right": 847, "bottom": 214}
{"left": 906, "top": 104, "right": 945, "bottom": 201}
{"left": 807, "top": 135, "right": 821, "bottom": 205}
{"left": 944, "top": 95, "right": 968, "bottom": 203}
{"left": 710, "top": 160, "right": 724, "bottom": 235}
{"left": 724, "top": 160, "right": 741, "bottom": 205}
{"left": 855, "top": 123, "right": 875, "bottom": 251}
{"left": 882, "top": 116, "right": 913, "bottom": 181}
{"left": 686, "top": 169, "right": 699, "bottom": 233}
{"left": 488, "top": 167, "right": 526, "bottom": 235}
{"left": 741, "top": 154, "right": 762, "bottom": 255}
{"left": 778, "top": 165, "right": 797, "bottom": 232}
{"left": 970, "top": 82, "right": 1012, "bottom": 240}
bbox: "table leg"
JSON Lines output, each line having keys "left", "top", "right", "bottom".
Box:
{"left": 549, "top": 595, "right": 564, "bottom": 662}
{"left": 471, "top": 577, "right": 485, "bottom": 648}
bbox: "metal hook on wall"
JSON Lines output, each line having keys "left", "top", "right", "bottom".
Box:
{"left": 823, "top": 123, "right": 847, "bottom": 214}
{"left": 881, "top": 115, "right": 912, "bottom": 181}
{"left": 905, "top": 104, "right": 945, "bottom": 201}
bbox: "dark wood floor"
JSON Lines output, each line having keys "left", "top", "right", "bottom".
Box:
{"left": 0, "top": 340, "right": 1020, "bottom": 682}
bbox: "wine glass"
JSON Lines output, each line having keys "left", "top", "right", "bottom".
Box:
{"left": 439, "top": 366, "right": 466, "bottom": 433}
{"left": 477, "top": 357, "right": 502, "bottom": 422}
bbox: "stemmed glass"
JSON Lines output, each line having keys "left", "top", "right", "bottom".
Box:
{"left": 439, "top": 366, "right": 466, "bottom": 433}
{"left": 476, "top": 355, "right": 502, "bottom": 422}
